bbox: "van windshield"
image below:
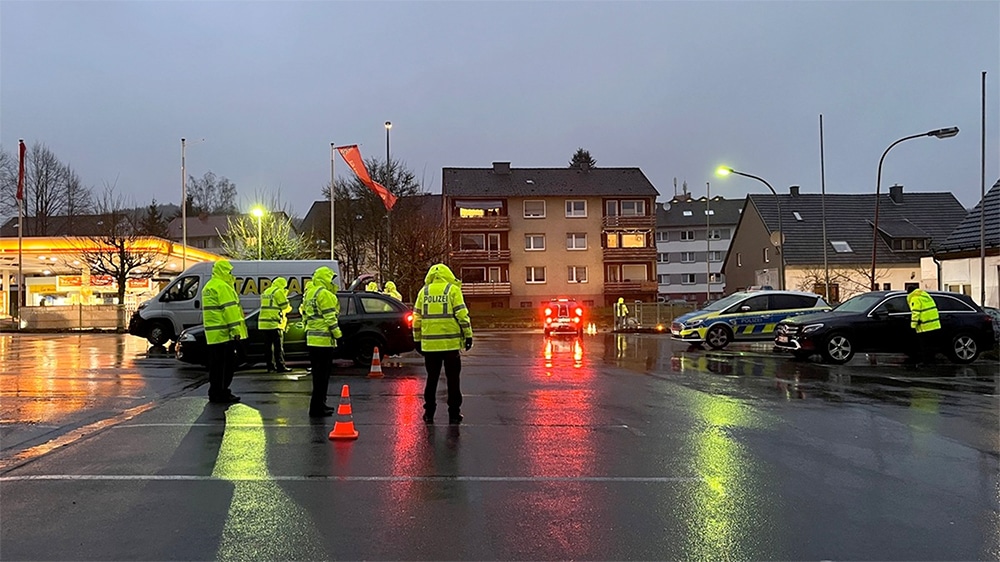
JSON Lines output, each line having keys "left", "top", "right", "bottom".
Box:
{"left": 162, "top": 276, "right": 199, "bottom": 302}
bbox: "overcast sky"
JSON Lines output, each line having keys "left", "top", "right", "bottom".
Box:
{"left": 2, "top": 1, "right": 997, "bottom": 219}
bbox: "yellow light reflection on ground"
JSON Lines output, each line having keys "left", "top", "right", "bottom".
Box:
{"left": 212, "top": 404, "right": 327, "bottom": 561}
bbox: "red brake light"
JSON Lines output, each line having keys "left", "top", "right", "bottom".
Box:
{"left": 405, "top": 312, "right": 414, "bottom": 327}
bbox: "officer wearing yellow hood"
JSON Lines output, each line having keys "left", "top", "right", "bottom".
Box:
{"left": 259, "top": 277, "right": 292, "bottom": 373}
{"left": 300, "top": 266, "right": 342, "bottom": 416}
{"left": 202, "top": 260, "right": 247, "bottom": 403}
{"left": 382, "top": 280, "right": 403, "bottom": 302}
{"left": 412, "top": 263, "right": 473, "bottom": 424}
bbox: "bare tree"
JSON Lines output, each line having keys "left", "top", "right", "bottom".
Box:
{"left": 0, "top": 148, "right": 16, "bottom": 221}
{"left": 187, "top": 171, "right": 238, "bottom": 214}
{"left": 0, "top": 143, "right": 93, "bottom": 232}
{"left": 75, "top": 186, "right": 165, "bottom": 330}
{"left": 387, "top": 200, "right": 449, "bottom": 302}
{"left": 62, "top": 166, "right": 93, "bottom": 233}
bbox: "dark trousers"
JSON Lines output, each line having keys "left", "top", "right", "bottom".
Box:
{"left": 308, "top": 346, "right": 333, "bottom": 411}
{"left": 263, "top": 329, "right": 286, "bottom": 370}
{"left": 423, "top": 350, "right": 462, "bottom": 416}
{"left": 207, "top": 340, "right": 237, "bottom": 399}
{"left": 911, "top": 330, "right": 937, "bottom": 364}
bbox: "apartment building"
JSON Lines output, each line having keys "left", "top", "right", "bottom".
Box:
{"left": 655, "top": 195, "right": 744, "bottom": 304}
{"left": 442, "top": 162, "right": 660, "bottom": 309}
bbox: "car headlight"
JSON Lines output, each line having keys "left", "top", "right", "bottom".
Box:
{"left": 178, "top": 331, "right": 197, "bottom": 342}
{"left": 684, "top": 319, "right": 704, "bottom": 329}
{"left": 802, "top": 323, "right": 824, "bottom": 334}
{"left": 137, "top": 302, "right": 148, "bottom": 310}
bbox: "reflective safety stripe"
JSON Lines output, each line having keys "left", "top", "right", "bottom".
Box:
{"left": 423, "top": 332, "right": 463, "bottom": 340}
{"left": 762, "top": 323, "right": 776, "bottom": 333}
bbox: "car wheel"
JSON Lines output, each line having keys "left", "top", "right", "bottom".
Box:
{"left": 705, "top": 325, "right": 732, "bottom": 350}
{"left": 948, "top": 332, "right": 979, "bottom": 364}
{"left": 822, "top": 333, "right": 854, "bottom": 364}
{"left": 351, "top": 336, "right": 383, "bottom": 367}
{"left": 147, "top": 321, "right": 173, "bottom": 347}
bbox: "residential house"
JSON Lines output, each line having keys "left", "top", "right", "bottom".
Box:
{"left": 656, "top": 195, "right": 744, "bottom": 304}
{"left": 723, "top": 184, "right": 967, "bottom": 302}
{"left": 921, "top": 179, "right": 1000, "bottom": 307}
{"left": 442, "top": 161, "right": 659, "bottom": 309}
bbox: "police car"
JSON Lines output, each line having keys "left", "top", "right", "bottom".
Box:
{"left": 671, "top": 290, "right": 829, "bottom": 350}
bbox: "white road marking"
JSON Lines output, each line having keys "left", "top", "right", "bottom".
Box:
{"left": 1, "top": 474, "right": 703, "bottom": 483}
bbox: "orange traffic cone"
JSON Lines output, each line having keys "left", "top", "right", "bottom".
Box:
{"left": 367, "top": 346, "right": 384, "bottom": 378}
{"left": 328, "top": 385, "right": 359, "bottom": 440}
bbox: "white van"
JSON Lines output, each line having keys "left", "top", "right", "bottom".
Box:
{"left": 128, "top": 260, "right": 340, "bottom": 346}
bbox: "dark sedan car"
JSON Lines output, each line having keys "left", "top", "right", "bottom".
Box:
{"left": 774, "top": 290, "right": 995, "bottom": 364}
{"left": 175, "top": 291, "right": 414, "bottom": 368}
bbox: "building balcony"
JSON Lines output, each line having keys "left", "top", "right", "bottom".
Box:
{"left": 604, "top": 281, "right": 659, "bottom": 294}
{"left": 461, "top": 282, "right": 512, "bottom": 296}
{"left": 602, "top": 215, "right": 655, "bottom": 229}
{"left": 450, "top": 216, "right": 510, "bottom": 231}
{"left": 450, "top": 249, "right": 512, "bottom": 263}
{"left": 603, "top": 247, "right": 656, "bottom": 261}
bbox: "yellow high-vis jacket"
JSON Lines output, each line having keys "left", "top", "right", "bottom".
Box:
{"left": 413, "top": 264, "right": 473, "bottom": 352}
{"left": 202, "top": 260, "right": 248, "bottom": 345}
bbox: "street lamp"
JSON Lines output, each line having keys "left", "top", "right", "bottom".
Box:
{"left": 383, "top": 121, "right": 392, "bottom": 282}
{"left": 716, "top": 165, "right": 785, "bottom": 290}
{"left": 384, "top": 121, "right": 392, "bottom": 163}
{"left": 180, "top": 137, "right": 205, "bottom": 271}
{"left": 870, "top": 127, "right": 959, "bottom": 289}
{"left": 251, "top": 206, "right": 265, "bottom": 260}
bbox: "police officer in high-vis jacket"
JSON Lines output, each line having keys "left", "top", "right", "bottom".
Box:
{"left": 906, "top": 287, "right": 941, "bottom": 367}
{"left": 301, "top": 266, "right": 342, "bottom": 416}
{"left": 202, "top": 260, "right": 247, "bottom": 403}
{"left": 412, "top": 263, "right": 473, "bottom": 424}
{"left": 259, "top": 277, "right": 292, "bottom": 373}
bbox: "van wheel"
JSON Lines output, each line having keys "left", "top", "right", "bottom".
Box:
{"left": 147, "top": 321, "right": 173, "bottom": 346}
{"left": 352, "top": 336, "right": 383, "bottom": 367}
{"left": 948, "top": 332, "right": 979, "bottom": 364}
{"left": 705, "top": 325, "right": 732, "bottom": 350}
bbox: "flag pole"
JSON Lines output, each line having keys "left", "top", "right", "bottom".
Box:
{"left": 330, "top": 142, "right": 337, "bottom": 261}
{"left": 17, "top": 139, "right": 25, "bottom": 326}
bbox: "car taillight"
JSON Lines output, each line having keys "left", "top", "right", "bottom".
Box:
{"left": 575, "top": 307, "right": 583, "bottom": 317}
{"left": 544, "top": 307, "right": 553, "bottom": 316}
{"left": 405, "top": 312, "right": 414, "bottom": 328}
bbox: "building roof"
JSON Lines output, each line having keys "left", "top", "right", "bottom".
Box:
{"left": 442, "top": 164, "right": 659, "bottom": 198}
{"left": 1, "top": 213, "right": 139, "bottom": 238}
{"left": 746, "top": 187, "right": 967, "bottom": 265}
{"left": 938, "top": 179, "right": 1000, "bottom": 253}
{"left": 657, "top": 196, "right": 744, "bottom": 228}
{"left": 300, "top": 194, "right": 443, "bottom": 240}
{"left": 166, "top": 214, "right": 232, "bottom": 239}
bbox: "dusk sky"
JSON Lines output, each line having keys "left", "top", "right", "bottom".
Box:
{"left": 1, "top": 1, "right": 997, "bottom": 219}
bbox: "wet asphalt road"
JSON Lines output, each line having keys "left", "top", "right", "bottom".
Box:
{"left": 1, "top": 332, "right": 998, "bottom": 561}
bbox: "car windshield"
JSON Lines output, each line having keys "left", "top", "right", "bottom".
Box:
{"left": 831, "top": 293, "right": 885, "bottom": 313}
{"left": 701, "top": 292, "right": 749, "bottom": 312}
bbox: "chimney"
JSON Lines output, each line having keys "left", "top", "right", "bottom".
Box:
{"left": 492, "top": 162, "right": 511, "bottom": 175}
{"left": 788, "top": 185, "right": 800, "bottom": 196}
{"left": 889, "top": 184, "right": 903, "bottom": 203}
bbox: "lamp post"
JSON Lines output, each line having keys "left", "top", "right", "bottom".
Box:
{"left": 383, "top": 121, "right": 392, "bottom": 283}
{"left": 870, "top": 127, "right": 959, "bottom": 290}
{"left": 180, "top": 137, "right": 205, "bottom": 271}
{"left": 251, "top": 206, "right": 265, "bottom": 260}
{"left": 717, "top": 166, "right": 784, "bottom": 290}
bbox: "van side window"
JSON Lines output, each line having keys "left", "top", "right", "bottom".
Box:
{"left": 162, "top": 276, "right": 199, "bottom": 302}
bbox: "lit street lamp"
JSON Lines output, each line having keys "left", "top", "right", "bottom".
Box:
{"left": 870, "top": 127, "right": 959, "bottom": 289}
{"left": 251, "top": 206, "right": 265, "bottom": 260}
{"left": 717, "top": 166, "right": 785, "bottom": 290}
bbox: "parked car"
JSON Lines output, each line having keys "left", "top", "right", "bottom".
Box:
{"left": 175, "top": 291, "right": 414, "bottom": 368}
{"left": 543, "top": 298, "right": 585, "bottom": 337}
{"left": 670, "top": 290, "right": 829, "bottom": 349}
{"left": 774, "top": 290, "right": 995, "bottom": 364}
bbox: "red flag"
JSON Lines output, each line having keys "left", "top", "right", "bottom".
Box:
{"left": 336, "top": 144, "right": 397, "bottom": 211}
{"left": 16, "top": 140, "right": 25, "bottom": 201}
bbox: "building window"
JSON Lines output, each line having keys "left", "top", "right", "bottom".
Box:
{"left": 488, "top": 267, "right": 501, "bottom": 283}
{"left": 565, "top": 200, "right": 587, "bottom": 218}
{"left": 708, "top": 229, "right": 722, "bottom": 240}
{"left": 709, "top": 273, "right": 723, "bottom": 283}
{"left": 566, "top": 233, "right": 587, "bottom": 250}
{"left": 656, "top": 231, "right": 669, "bottom": 242}
{"left": 813, "top": 283, "right": 840, "bottom": 303}
{"left": 682, "top": 210, "right": 693, "bottom": 217}
{"left": 621, "top": 233, "right": 647, "bottom": 248}
{"left": 658, "top": 274, "right": 670, "bottom": 285}
{"left": 621, "top": 200, "right": 646, "bottom": 216}
{"left": 705, "top": 209, "right": 715, "bottom": 216}
{"left": 793, "top": 211, "right": 803, "bottom": 221}
{"left": 680, "top": 230, "right": 695, "bottom": 241}
{"left": 520, "top": 301, "right": 533, "bottom": 308}
{"left": 763, "top": 248, "right": 770, "bottom": 262}
{"left": 523, "top": 200, "right": 545, "bottom": 218}
{"left": 526, "top": 266, "right": 546, "bottom": 283}
{"left": 568, "top": 266, "right": 588, "bottom": 283}
{"left": 657, "top": 252, "right": 670, "bottom": 263}
{"left": 708, "top": 251, "right": 722, "bottom": 262}
{"left": 681, "top": 252, "right": 696, "bottom": 263}
{"left": 882, "top": 283, "right": 892, "bottom": 290}
{"left": 525, "top": 234, "right": 545, "bottom": 251}
{"left": 622, "top": 264, "right": 647, "bottom": 281}
{"left": 831, "top": 240, "right": 853, "bottom": 253}
{"left": 460, "top": 233, "right": 485, "bottom": 251}
{"left": 737, "top": 252, "right": 742, "bottom": 267}
{"left": 682, "top": 274, "right": 696, "bottom": 285}
{"left": 461, "top": 267, "right": 487, "bottom": 283}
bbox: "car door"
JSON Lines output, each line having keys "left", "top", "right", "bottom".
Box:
{"left": 727, "top": 294, "right": 769, "bottom": 340}
{"left": 867, "top": 295, "right": 912, "bottom": 353}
